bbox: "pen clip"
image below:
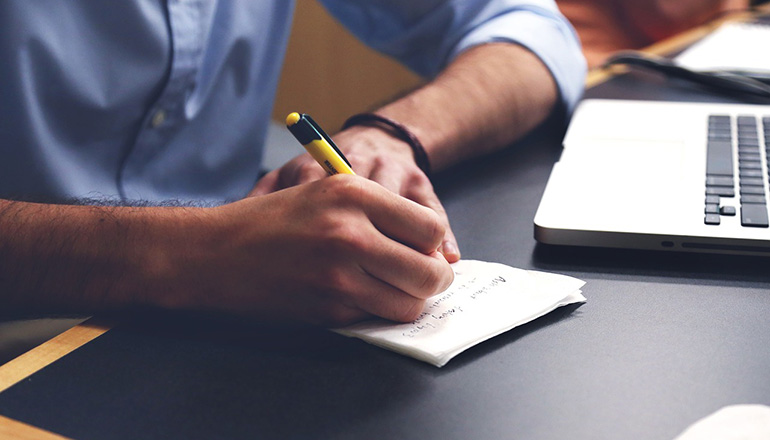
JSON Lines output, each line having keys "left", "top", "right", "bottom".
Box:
{"left": 304, "top": 114, "right": 353, "bottom": 169}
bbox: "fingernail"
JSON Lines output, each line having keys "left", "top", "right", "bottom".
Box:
{"left": 442, "top": 241, "right": 460, "bottom": 262}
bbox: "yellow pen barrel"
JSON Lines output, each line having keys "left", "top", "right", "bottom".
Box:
{"left": 304, "top": 139, "right": 355, "bottom": 176}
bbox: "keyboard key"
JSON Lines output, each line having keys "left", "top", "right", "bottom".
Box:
{"left": 705, "top": 195, "right": 720, "bottom": 205}
{"left": 739, "top": 162, "right": 762, "bottom": 170}
{"left": 739, "top": 146, "right": 760, "bottom": 153}
{"left": 706, "top": 176, "right": 734, "bottom": 187}
{"left": 740, "top": 186, "right": 766, "bottom": 196}
{"left": 709, "top": 132, "right": 731, "bottom": 141}
{"left": 707, "top": 186, "right": 735, "bottom": 197}
{"left": 741, "top": 195, "right": 767, "bottom": 204}
{"left": 738, "top": 152, "right": 761, "bottom": 161}
{"left": 709, "top": 126, "right": 731, "bottom": 135}
{"left": 710, "top": 125, "right": 732, "bottom": 133}
{"left": 720, "top": 205, "right": 736, "bottom": 216}
{"left": 707, "top": 140, "right": 734, "bottom": 175}
{"left": 709, "top": 117, "right": 730, "bottom": 128}
{"left": 740, "top": 169, "right": 763, "bottom": 178}
{"left": 739, "top": 143, "right": 759, "bottom": 151}
{"left": 738, "top": 141, "right": 760, "bottom": 149}
{"left": 705, "top": 214, "right": 721, "bottom": 225}
{"left": 705, "top": 204, "right": 719, "bottom": 214}
{"left": 740, "top": 177, "right": 765, "bottom": 186}
{"left": 741, "top": 204, "right": 769, "bottom": 227}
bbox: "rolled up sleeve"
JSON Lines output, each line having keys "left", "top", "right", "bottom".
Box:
{"left": 321, "top": 0, "right": 587, "bottom": 114}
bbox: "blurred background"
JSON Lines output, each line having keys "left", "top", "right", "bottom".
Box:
{"left": 272, "top": 0, "right": 423, "bottom": 132}
{"left": 273, "top": 0, "right": 769, "bottom": 130}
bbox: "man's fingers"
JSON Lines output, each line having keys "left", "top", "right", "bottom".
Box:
{"left": 359, "top": 183, "right": 445, "bottom": 255}
{"left": 251, "top": 156, "right": 329, "bottom": 196}
{"left": 349, "top": 275, "right": 429, "bottom": 323}
{"left": 279, "top": 160, "right": 327, "bottom": 188}
{"left": 404, "top": 179, "right": 461, "bottom": 263}
{"left": 318, "top": 177, "right": 454, "bottom": 300}
{"left": 366, "top": 159, "right": 461, "bottom": 263}
{"left": 342, "top": 260, "right": 449, "bottom": 322}
{"left": 358, "top": 235, "right": 454, "bottom": 301}
{"left": 250, "top": 170, "right": 280, "bottom": 196}
{"left": 367, "top": 162, "right": 403, "bottom": 195}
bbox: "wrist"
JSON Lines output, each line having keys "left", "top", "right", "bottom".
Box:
{"left": 133, "top": 206, "right": 222, "bottom": 311}
{"left": 338, "top": 124, "right": 415, "bottom": 162}
{"left": 78, "top": 205, "right": 203, "bottom": 312}
{"left": 342, "top": 113, "right": 432, "bottom": 178}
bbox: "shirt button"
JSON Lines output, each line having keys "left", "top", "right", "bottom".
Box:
{"left": 151, "top": 110, "right": 166, "bottom": 128}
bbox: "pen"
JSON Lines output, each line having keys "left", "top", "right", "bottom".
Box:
{"left": 285, "top": 112, "right": 355, "bottom": 176}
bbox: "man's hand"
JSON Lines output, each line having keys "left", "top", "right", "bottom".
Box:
{"left": 0, "top": 177, "right": 452, "bottom": 326}
{"left": 176, "top": 175, "right": 454, "bottom": 326}
{"left": 251, "top": 42, "right": 562, "bottom": 266}
{"left": 251, "top": 125, "right": 461, "bottom": 263}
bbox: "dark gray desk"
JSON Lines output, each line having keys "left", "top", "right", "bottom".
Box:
{"left": 1, "top": 71, "right": 769, "bottom": 440}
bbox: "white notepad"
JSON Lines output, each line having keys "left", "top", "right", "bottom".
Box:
{"left": 675, "top": 22, "right": 770, "bottom": 75}
{"left": 334, "top": 260, "right": 585, "bottom": 367}
{"left": 674, "top": 405, "right": 770, "bottom": 440}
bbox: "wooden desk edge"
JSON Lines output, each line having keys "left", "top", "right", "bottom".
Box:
{"left": 0, "top": 415, "right": 71, "bottom": 440}
{"left": 0, "top": 318, "right": 110, "bottom": 394}
{"left": 585, "top": 8, "right": 760, "bottom": 88}
{"left": 0, "top": 319, "right": 108, "bottom": 439}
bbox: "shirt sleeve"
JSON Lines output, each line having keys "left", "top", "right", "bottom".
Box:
{"left": 318, "top": 0, "right": 587, "bottom": 114}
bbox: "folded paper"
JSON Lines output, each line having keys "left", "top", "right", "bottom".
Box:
{"left": 335, "top": 259, "right": 586, "bottom": 367}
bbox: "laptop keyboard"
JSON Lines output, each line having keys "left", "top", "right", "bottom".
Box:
{"left": 705, "top": 114, "right": 770, "bottom": 227}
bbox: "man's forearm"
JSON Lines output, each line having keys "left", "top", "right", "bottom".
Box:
{"left": 0, "top": 178, "right": 455, "bottom": 326}
{"left": 0, "top": 199, "right": 193, "bottom": 314}
{"left": 375, "top": 42, "right": 559, "bottom": 172}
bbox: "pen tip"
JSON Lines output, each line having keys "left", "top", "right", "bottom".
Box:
{"left": 286, "top": 112, "right": 301, "bottom": 127}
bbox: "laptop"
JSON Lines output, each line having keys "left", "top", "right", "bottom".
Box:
{"left": 534, "top": 99, "right": 770, "bottom": 255}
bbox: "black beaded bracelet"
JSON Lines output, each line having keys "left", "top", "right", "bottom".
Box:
{"left": 342, "top": 113, "right": 432, "bottom": 178}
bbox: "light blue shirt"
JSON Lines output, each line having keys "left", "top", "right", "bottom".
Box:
{"left": 0, "top": 0, "right": 585, "bottom": 204}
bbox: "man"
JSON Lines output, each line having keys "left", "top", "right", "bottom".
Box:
{"left": 0, "top": 1, "right": 585, "bottom": 327}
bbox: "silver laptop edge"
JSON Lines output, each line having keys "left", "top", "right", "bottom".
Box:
{"left": 534, "top": 99, "right": 770, "bottom": 256}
